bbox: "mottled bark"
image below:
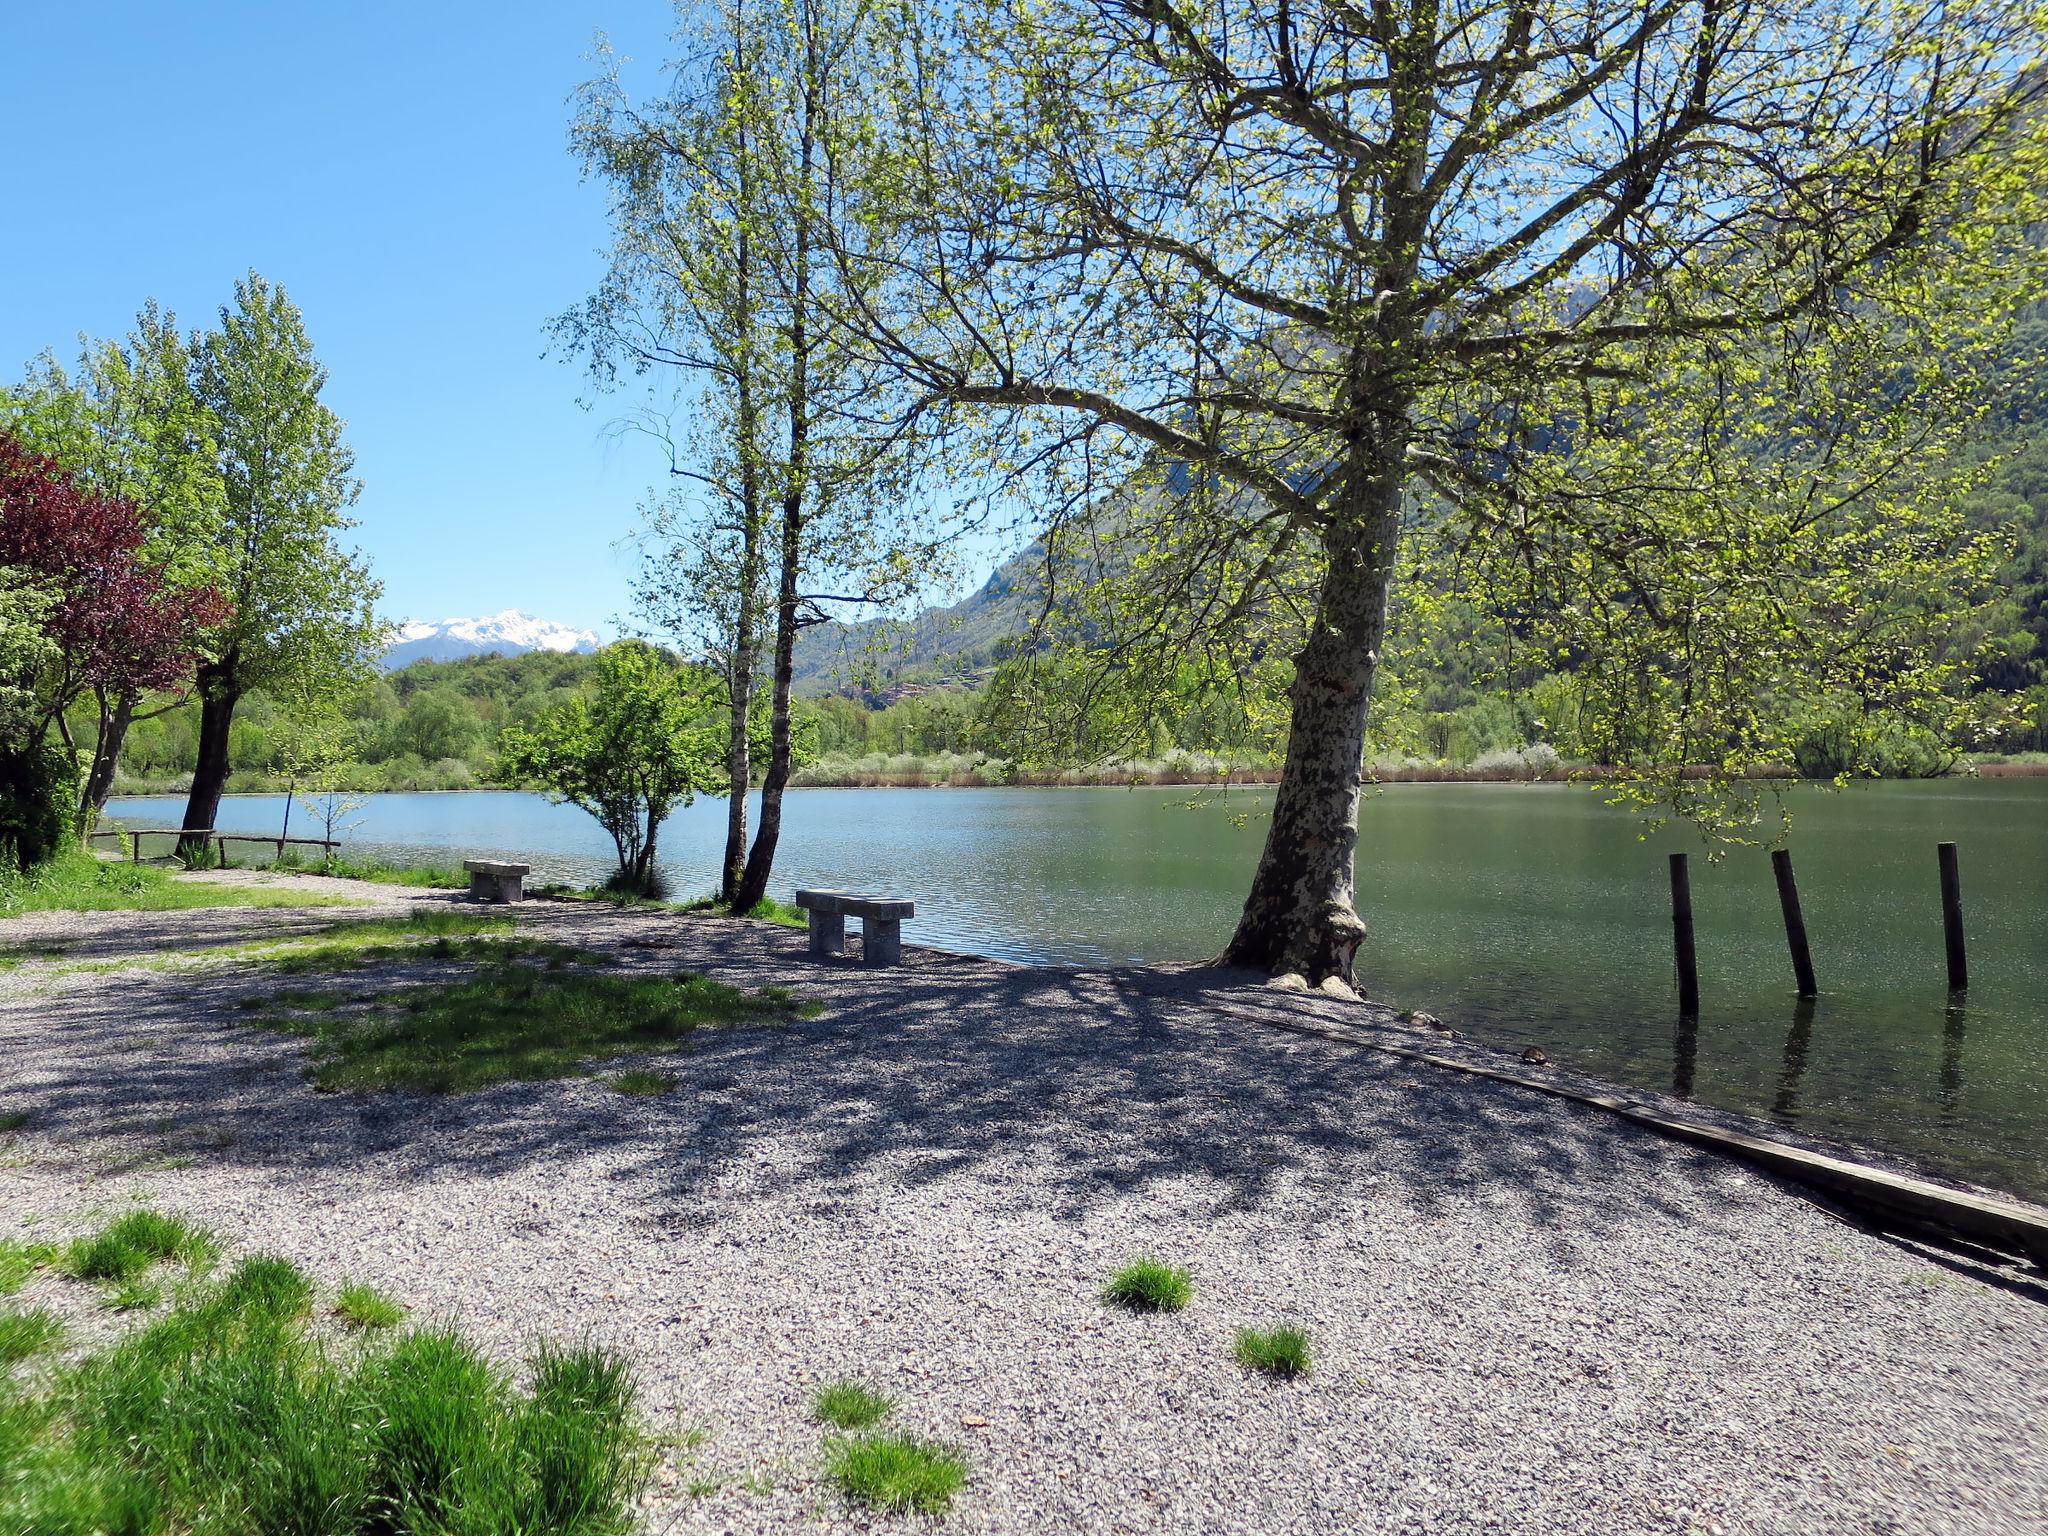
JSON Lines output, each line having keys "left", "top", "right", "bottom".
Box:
{"left": 733, "top": 507, "right": 801, "bottom": 914}
{"left": 1221, "top": 443, "right": 1403, "bottom": 983}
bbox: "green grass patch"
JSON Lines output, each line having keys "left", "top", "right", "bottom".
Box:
{"left": 334, "top": 1282, "right": 404, "bottom": 1331}
{"left": 104, "top": 1277, "right": 163, "bottom": 1313}
{"left": 1102, "top": 1258, "right": 1193, "bottom": 1313}
{"left": 274, "top": 850, "right": 469, "bottom": 889}
{"left": 0, "top": 1239, "right": 60, "bottom": 1296}
{"left": 0, "top": 1111, "right": 30, "bottom": 1133}
{"left": 0, "top": 1270, "right": 649, "bottom": 1536}
{"left": 0, "top": 1307, "right": 63, "bottom": 1367}
{"left": 62, "top": 1210, "right": 217, "bottom": 1285}
{"left": 215, "top": 1256, "right": 315, "bottom": 1320}
{"left": 810, "top": 1380, "right": 894, "bottom": 1430}
{"left": 824, "top": 1432, "right": 967, "bottom": 1515}
{"left": 677, "top": 894, "right": 807, "bottom": 930}
{"left": 0, "top": 847, "right": 361, "bottom": 917}
{"left": 608, "top": 1070, "right": 678, "bottom": 1098}
{"left": 253, "top": 962, "right": 815, "bottom": 1094}
{"left": 1233, "top": 1325, "right": 1312, "bottom": 1378}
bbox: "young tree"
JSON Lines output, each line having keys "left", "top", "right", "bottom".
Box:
{"left": 180, "top": 274, "right": 382, "bottom": 851}
{"left": 498, "top": 641, "right": 721, "bottom": 893}
{"left": 823, "top": 0, "right": 2048, "bottom": 980}
{"left": 565, "top": 0, "right": 950, "bottom": 912}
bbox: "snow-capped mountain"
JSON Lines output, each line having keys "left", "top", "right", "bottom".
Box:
{"left": 381, "top": 611, "right": 601, "bottom": 670}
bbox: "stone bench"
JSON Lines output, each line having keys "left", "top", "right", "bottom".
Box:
{"left": 795, "top": 889, "right": 915, "bottom": 965}
{"left": 463, "top": 859, "right": 530, "bottom": 903}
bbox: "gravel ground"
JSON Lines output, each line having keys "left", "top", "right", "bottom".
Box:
{"left": 2, "top": 879, "right": 2045, "bottom": 1535}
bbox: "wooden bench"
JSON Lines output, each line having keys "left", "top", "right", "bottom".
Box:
{"left": 464, "top": 859, "right": 530, "bottom": 903}
{"left": 795, "top": 889, "right": 915, "bottom": 965}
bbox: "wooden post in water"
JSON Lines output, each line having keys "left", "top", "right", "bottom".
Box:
{"left": 1770, "top": 849, "right": 1818, "bottom": 998}
{"left": 1669, "top": 851, "right": 1700, "bottom": 1016}
{"left": 1938, "top": 841, "right": 1967, "bottom": 993}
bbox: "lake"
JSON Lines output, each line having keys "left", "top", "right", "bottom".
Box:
{"left": 106, "top": 779, "right": 2048, "bottom": 1201}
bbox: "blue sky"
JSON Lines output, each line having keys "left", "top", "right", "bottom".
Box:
{"left": 0, "top": 0, "right": 870, "bottom": 639}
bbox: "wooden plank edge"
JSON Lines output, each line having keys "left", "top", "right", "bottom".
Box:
{"left": 1131, "top": 979, "right": 2048, "bottom": 1272}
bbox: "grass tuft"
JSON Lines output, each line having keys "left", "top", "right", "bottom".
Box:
{"left": 1233, "top": 1325, "right": 1312, "bottom": 1378}
{"left": 608, "top": 1070, "right": 677, "bottom": 1098}
{"left": 105, "top": 1277, "right": 163, "bottom": 1312}
{"left": 1102, "top": 1258, "right": 1193, "bottom": 1313}
{"left": 0, "top": 1111, "right": 31, "bottom": 1132}
{"left": 214, "top": 1255, "right": 315, "bottom": 1319}
{"left": 0, "top": 1237, "right": 59, "bottom": 1295}
{"left": 0, "top": 1274, "right": 650, "bottom": 1535}
{"left": 63, "top": 1210, "right": 216, "bottom": 1284}
{"left": 334, "top": 1282, "right": 404, "bottom": 1331}
{"left": 824, "top": 1432, "right": 967, "bottom": 1515}
{"left": 810, "top": 1380, "right": 894, "bottom": 1430}
{"left": 0, "top": 1306, "right": 63, "bottom": 1365}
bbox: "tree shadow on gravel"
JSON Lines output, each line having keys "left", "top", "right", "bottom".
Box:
{"left": 3, "top": 911, "right": 1752, "bottom": 1248}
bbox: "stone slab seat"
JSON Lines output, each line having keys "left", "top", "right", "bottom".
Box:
{"left": 463, "top": 859, "right": 530, "bottom": 903}
{"left": 795, "top": 888, "right": 915, "bottom": 965}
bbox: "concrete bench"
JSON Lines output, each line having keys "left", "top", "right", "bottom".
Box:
{"left": 463, "top": 859, "right": 530, "bottom": 903}
{"left": 795, "top": 889, "right": 915, "bottom": 965}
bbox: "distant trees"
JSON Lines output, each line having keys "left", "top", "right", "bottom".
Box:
{"left": 499, "top": 642, "right": 721, "bottom": 894}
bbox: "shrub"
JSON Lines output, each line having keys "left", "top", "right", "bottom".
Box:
{"left": 1233, "top": 1326, "right": 1312, "bottom": 1378}
{"left": 1102, "top": 1258, "right": 1193, "bottom": 1313}
{"left": 824, "top": 1432, "right": 967, "bottom": 1515}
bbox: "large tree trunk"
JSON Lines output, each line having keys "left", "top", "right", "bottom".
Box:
{"left": 1220, "top": 449, "right": 1403, "bottom": 984}
{"left": 77, "top": 688, "right": 136, "bottom": 834}
{"left": 180, "top": 657, "right": 240, "bottom": 861}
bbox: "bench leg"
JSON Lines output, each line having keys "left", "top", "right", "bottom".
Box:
{"left": 495, "top": 875, "right": 524, "bottom": 903}
{"left": 862, "top": 917, "right": 901, "bottom": 966}
{"left": 807, "top": 911, "right": 845, "bottom": 957}
{"left": 469, "top": 872, "right": 492, "bottom": 901}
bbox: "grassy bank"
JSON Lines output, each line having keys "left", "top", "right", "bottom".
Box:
{"left": 0, "top": 849, "right": 364, "bottom": 921}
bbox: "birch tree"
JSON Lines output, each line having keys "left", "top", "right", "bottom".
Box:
{"left": 565, "top": 0, "right": 948, "bottom": 910}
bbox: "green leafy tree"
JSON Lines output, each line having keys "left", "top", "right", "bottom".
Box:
{"left": 180, "top": 273, "right": 382, "bottom": 852}
{"left": 498, "top": 642, "right": 722, "bottom": 893}
{"left": 2, "top": 302, "right": 227, "bottom": 824}
{"left": 819, "top": 0, "right": 2048, "bottom": 980}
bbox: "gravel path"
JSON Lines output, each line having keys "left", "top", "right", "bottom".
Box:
{"left": 2, "top": 881, "right": 2044, "bottom": 1535}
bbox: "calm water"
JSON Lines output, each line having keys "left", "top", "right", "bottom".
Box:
{"left": 107, "top": 780, "right": 2048, "bottom": 1199}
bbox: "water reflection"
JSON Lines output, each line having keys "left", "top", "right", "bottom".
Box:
{"left": 1940, "top": 1001, "right": 1967, "bottom": 1118}
{"left": 1672, "top": 1011, "right": 1699, "bottom": 1101}
{"left": 1772, "top": 997, "right": 1818, "bottom": 1119}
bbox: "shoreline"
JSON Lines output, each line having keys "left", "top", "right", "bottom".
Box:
{"left": 105, "top": 758, "right": 2048, "bottom": 802}
{"left": 5, "top": 885, "right": 2045, "bottom": 1534}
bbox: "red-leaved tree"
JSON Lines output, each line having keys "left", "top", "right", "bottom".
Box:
{"left": 0, "top": 432, "right": 226, "bottom": 779}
